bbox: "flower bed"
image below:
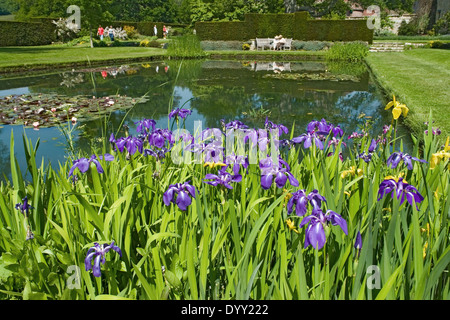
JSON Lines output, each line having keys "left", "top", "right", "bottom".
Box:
{"left": 0, "top": 97, "right": 448, "bottom": 300}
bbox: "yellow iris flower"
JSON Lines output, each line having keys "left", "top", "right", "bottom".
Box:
{"left": 203, "top": 162, "right": 227, "bottom": 169}
{"left": 384, "top": 172, "right": 406, "bottom": 183}
{"left": 430, "top": 137, "right": 450, "bottom": 169}
{"left": 341, "top": 166, "right": 363, "bottom": 179}
{"left": 286, "top": 219, "right": 300, "bottom": 234}
{"left": 385, "top": 95, "right": 409, "bottom": 120}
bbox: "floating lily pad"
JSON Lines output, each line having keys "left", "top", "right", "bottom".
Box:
{"left": 262, "top": 72, "right": 359, "bottom": 82}
{"left": 0, "top": 93, "right": 148, "bottom": 128}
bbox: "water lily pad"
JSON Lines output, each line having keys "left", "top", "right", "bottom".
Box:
{"left": 0, "top": 93, "right": 148, "bottom": 128}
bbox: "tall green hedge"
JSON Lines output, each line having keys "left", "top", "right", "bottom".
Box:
{"left": 195, "top": 12, "right": 373, "bottom": 44}
{"left": 0, "top": 21, "right": 56, "bottom": 46}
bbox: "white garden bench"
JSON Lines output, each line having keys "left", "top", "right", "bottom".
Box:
{"left": 256, "top": 38, "right": 273, "bottom": 50}
{"left": 282, "top": 38, "right": 292, "bottom": 51}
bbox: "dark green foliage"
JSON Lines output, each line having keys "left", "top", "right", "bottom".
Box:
{"left": 200, "top": 40, "right": 248, "bottom": 51}
{"left": 195, "top": 12, "right": 373, "bottom": 43}
{"left": 0, "top": 20, "right": 56, "bottom": 46}
{"left": 398, "top": 20, "right": 418, "bottom": 36}
{"left": 325, "top": 41, "right": 369, "bottom": 62}
{"left": 428, "top": 40, "right": 450, "bottom": 50}
{"left": 292, "top": 40, "right": 331, "bottom": 51}
{"left": 433, "top": 12, "right": 450, "bottom": 35}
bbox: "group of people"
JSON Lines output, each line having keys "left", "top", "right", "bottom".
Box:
{"left": 97, "top": 24, "right": 169, "bottom": 41}
{"left": 97, "top": 25, "right": 116, "bottom": 41}
{"left": 272, "top": 35, "right": 286, "bottom": 50}
{"left": 153, "top": 25, "right": 168, "bottom": 39}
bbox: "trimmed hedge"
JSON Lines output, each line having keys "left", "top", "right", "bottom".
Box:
{"left": 195, "top": 12, "right": 373, "bottom": 44}
{"left": 0, "top": 21, "right": 56, "bottom": 46}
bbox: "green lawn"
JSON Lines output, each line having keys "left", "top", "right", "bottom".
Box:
{"left": 366, "top": 48, "right": 450, "bottom": 138}
{"left": 0, "top": 45, "right": 167, "bottom": 72}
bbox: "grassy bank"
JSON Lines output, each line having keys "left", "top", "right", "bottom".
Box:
{"left": 0, "top": 44, "right": 328, "bottom": 75}
{"left": 366, "top": 48, "right": 450, "bottom": 138}
{"left": 0, "top": 45, "right": 167, "bottom": 74}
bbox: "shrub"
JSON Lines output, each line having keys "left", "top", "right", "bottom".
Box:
{"left": 167, "top": 34, "right": 206, "bottom": 58}
{"left": 398, "top": 20, "right": 418, "bottom": 36}
{"left": 325, "top": 41, "right": 368, "bottom": 62}
{"left": 93, "top": 40, "right": 108, "bottom": 47}
{"left": 123, "top": 25, "right": 138, "bottom": 39}
{"left": 428, "top": 40, "right": 450, "bottom": 49}
{"left": 139, "top": 38, "right": 161, "bottom": 48}
{"left": 292, "top": 40, "right": 331, "bottom": 51}
{"left": 242, "top": 43, "right": 250, "bottom": 50}
{"left": 200, "top": 41, "right": 246, "bottom": 51}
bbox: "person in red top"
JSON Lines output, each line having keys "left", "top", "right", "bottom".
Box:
{"left": 97, "top": 25, "right": 104, "bottom": 41}
{"left": 163, "top": 25, "right": 167, "bottom": 39}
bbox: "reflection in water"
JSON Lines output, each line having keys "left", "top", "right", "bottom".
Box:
{"left": 0, "top": 60, "right": 411, "bottom": 181}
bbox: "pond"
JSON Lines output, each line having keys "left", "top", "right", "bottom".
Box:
{"left": 0, "top": 59, "right": 412, "bottom": 182}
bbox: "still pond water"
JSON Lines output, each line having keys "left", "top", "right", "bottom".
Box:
{"left": 0, "top": 59, "right": 411, "bottom": 181}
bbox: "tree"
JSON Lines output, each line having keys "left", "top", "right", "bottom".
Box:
{"left": 285, "top": 0, "right": 416, "bottom": 16}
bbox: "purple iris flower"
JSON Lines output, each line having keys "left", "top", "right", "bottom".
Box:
{"left": 299, "top": 208, "right": 348, "bottom": 250}
{"left": 111, "top": 135, "right": 144, "bottom": 155}
{"left": 259, "top": 155, "right": 299, "bottom": 190}
{"left": 148, "top": 128, "right": 174, "bottom": 149}
{"left": 223, "top": 119, "right": 249, "bottom": 130}
{"left": 169, "top": 108, "right": 192, "bottom": 120}
{"left": 163, "top": 181, "right": 197, "bottom": 211}
{"left": 245, "top": 128, "right": 274, "bottom": 152}
{"left": 424, "top": 128, "right": 441, "bottom": 136}
{"left": 307, "top": 118, "right": 342, "bottom": 138}
{"left": 386, "top": 152, "right": 427, "bottom": 170}
{"left": 383, "top": 125, "right": 392, "bottom": 135}
{"left": 291, "top": 132, "right": 324, "bottom": 150}
{"left": 85, "top": 241, "right": 122, "bottom": 278}
{"left": 357, "top": 139, "right": 377, "bottom": 163}
{"left": 354, "top": 231, "right": 362, "bottom": 258}
{"left": 144, "top": 147, "right": 170, "bottom": 161}
{"left": 68, "top": 153, "right": 114, "bottom": 177}
{"left": 377, "top": 177, "right": 424, "bottom": 210}
{"left": 265, "top": 117, "right": 289, "bottom": 137}
{"left": 135, "top": 118, "right": 156, "bottom": 134}
{"left": 15, "top": 196, "right": 33, "bottom": 216}
{"left": 225, "top": 153, "right": 249, "bottom": 175}
{"left": 348, "top": 132, "right": 364, "bottom": 139}
{"left": 287, "top": 189, "right": 328, "bottom": 216}
{"left": 328, "top": 137, "right": 346, "bottom": 148}
{"left": 203, "top": 166, "right": 242, "bottom": 189}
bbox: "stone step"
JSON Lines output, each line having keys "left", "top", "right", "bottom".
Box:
{"left": 370, "top": 42, "right": 405, "bottom": 52}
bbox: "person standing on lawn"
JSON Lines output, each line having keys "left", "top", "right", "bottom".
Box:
{"left": 97, "top": 25, "right": 104, "bottom": 41}
{"left": 154, "top": 25, "right": 158, "bottom": 38}
{"left": 108, "top": 26, "right": 115, "bottom": 41}
{"left": 163, "top": 25, "right": 167, "bottom": 39}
